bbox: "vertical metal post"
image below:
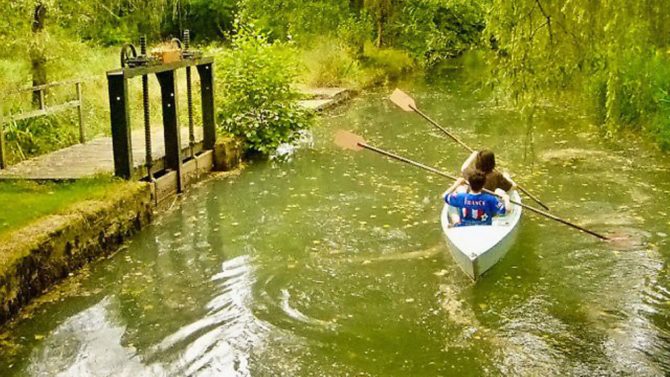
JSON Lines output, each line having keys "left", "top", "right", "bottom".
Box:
{"left": 156, "top": 70, "right": 183, "bottom": 193}
{"left": 107, "top": 72, "right": 134, "bottom": 179}
{"left": 197, "top": 63, "right": 216, "bottom": 150}
{"left": 184, "top": 30, "right": 195, "bottom": 158}
{"left": 140, "top": 36, "right": 154, "bottom": 181}
{"left": 76, "top": 82, "right": 85, "bottom": 143}
{"left": 0, "top": 100, "right": 5, "bottom": 170}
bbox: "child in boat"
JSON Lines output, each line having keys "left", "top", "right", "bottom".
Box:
{"left": 461, "top": 150, "right": 516, "bottom": 193}
{"left": 443, "top": 170, "right": 511, "bottom": 227}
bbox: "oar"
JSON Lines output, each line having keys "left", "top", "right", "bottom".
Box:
{"left": 389, "top": 89, "right": 551, "bottom": 211}
{"left": 334, "top": 130, "right": 609, "bottom": 241}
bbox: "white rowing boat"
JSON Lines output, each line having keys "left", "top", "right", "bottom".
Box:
{"left": 440, "top": 190, "right": 523, "bottom": 280}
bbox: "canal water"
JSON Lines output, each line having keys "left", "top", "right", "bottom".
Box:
{"left": 1, "top": 70, "right": 669, "bottom": 376}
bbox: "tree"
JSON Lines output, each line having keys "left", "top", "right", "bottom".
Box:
{"left": 30, "top": 1, "right": 47, "bottom": 107}
{"left": 364, "top": 0, "right": 394, "bottom": 47}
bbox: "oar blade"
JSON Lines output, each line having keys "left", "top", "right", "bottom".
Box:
{"left": 389, "top": 89, "right": 416, "bottom": 112}
{"left": 334, "top": 130, "right": 365, "bottom": 151}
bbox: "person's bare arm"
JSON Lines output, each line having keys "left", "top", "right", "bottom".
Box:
{"left": 502, "top": 172, "right": 517, "bottom": 191}
{"left": 461, "top": 151, "right": 479, "bottom": 174}
{"left": 443, "top": 177, "right": 466, "bottom": 199}
{"left": 494, "top": 188, "right": 512, "bottom": 212}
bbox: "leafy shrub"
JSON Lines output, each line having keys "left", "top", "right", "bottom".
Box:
{"left": 216, "top": 23, "right": 312, "bottom": 155}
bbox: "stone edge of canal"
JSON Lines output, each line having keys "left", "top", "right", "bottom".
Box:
{"left": 0, "top": 138, "right": 242, "bottom": 326}
{"left": 0, "top": 87, "right": 357, "bottom": 326}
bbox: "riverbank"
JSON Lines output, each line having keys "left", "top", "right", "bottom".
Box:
{"left": 0, "top": 181, "right": 152, "bottom": 323}
{"left": 0, "top": 86, "right": 355, "bottom": 325}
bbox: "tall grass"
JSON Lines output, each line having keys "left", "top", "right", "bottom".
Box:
{"left": 299, "top": 37, "right": 414, "bottom": 90}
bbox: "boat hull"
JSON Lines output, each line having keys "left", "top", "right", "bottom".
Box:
{"left": 440, "top": 191, "right": 522, "bottom": 280}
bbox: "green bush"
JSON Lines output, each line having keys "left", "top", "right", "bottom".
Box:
{"left": 216, "top": 23, "right": 312, "bottom": 155}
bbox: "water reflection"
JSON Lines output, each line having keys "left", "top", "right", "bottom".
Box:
{"left": 26, "top": 297, "right": 155, "bottom": 377}
{"left": 25, "top": 256, "right": 268, "bottom": 377}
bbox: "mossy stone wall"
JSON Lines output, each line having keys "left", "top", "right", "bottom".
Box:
{"left": 0, "top": 182, "right": 152, "bottom": 324}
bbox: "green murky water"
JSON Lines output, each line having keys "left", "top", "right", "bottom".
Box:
{"left": 2, "top": 71, "right": 670, "bottom": 376}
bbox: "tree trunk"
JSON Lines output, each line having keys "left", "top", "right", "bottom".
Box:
{"left": 31, "top": 2, "right": 47, "bottom": 108}
{"left": 376, "top": 17, "right": 383, "bottom": 48}
{"left": 349, "top": 0, "right": 363, "bottom": 14}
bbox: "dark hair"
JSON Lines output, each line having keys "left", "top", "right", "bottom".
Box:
{"left": 468, "top": 170, "right": 486, "bottom": 192}
{"left": 475, "top": 150, "right": 496, "bottom": 173}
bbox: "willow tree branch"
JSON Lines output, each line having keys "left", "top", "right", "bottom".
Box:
{"left": 535, "top": 0, "right": 553, "bottom": 44}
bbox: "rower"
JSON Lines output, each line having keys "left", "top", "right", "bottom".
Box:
{"left": 461, "top": 150, "right": 516, "bottom": 193}
{"left": 443, "top": 170, "right": 511, "bottom": 227}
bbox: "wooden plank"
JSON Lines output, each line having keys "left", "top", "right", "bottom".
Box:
{"left": 7, "top": 101, "right": 80, "bottom": 123}
{"left": 7, "top": 77, "right": 95, "bottom": 95}
{"left": 76, "top": 82, "right": 85, "bottom": 143}
{"left": 154, "top": 170, "right": 178, "bottom": 203}
{"left": 108, "top": 72, "right": 134, "bottom": 179}
{"left": 0, "top": 99, "right": 5, "bottom": 169}
{"left": 38, "top": 89, "right": 45, "bottom": 110}
{"left": 0, "top": 127, "right": 203, "bottom": 180}
{"left": 197, "top": 63, "right": 216, "bottom": 150}
{"left": 107, "top": 56, "right": 214, "bottom": 79}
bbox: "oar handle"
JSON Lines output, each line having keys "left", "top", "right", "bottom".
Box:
{"left": 359, "top": 141, "right": 609, "bottom": 241}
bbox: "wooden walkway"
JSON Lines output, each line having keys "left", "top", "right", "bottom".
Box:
{"left": 0, "top": 87, "right": 352, "bottom": 181}
{"left": 0, "top": 127, "right": 202, "bottom": 180}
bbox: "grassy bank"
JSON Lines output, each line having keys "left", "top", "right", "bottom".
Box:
{"left": 0, "top": 178, "right": 133, "bottom": 239}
